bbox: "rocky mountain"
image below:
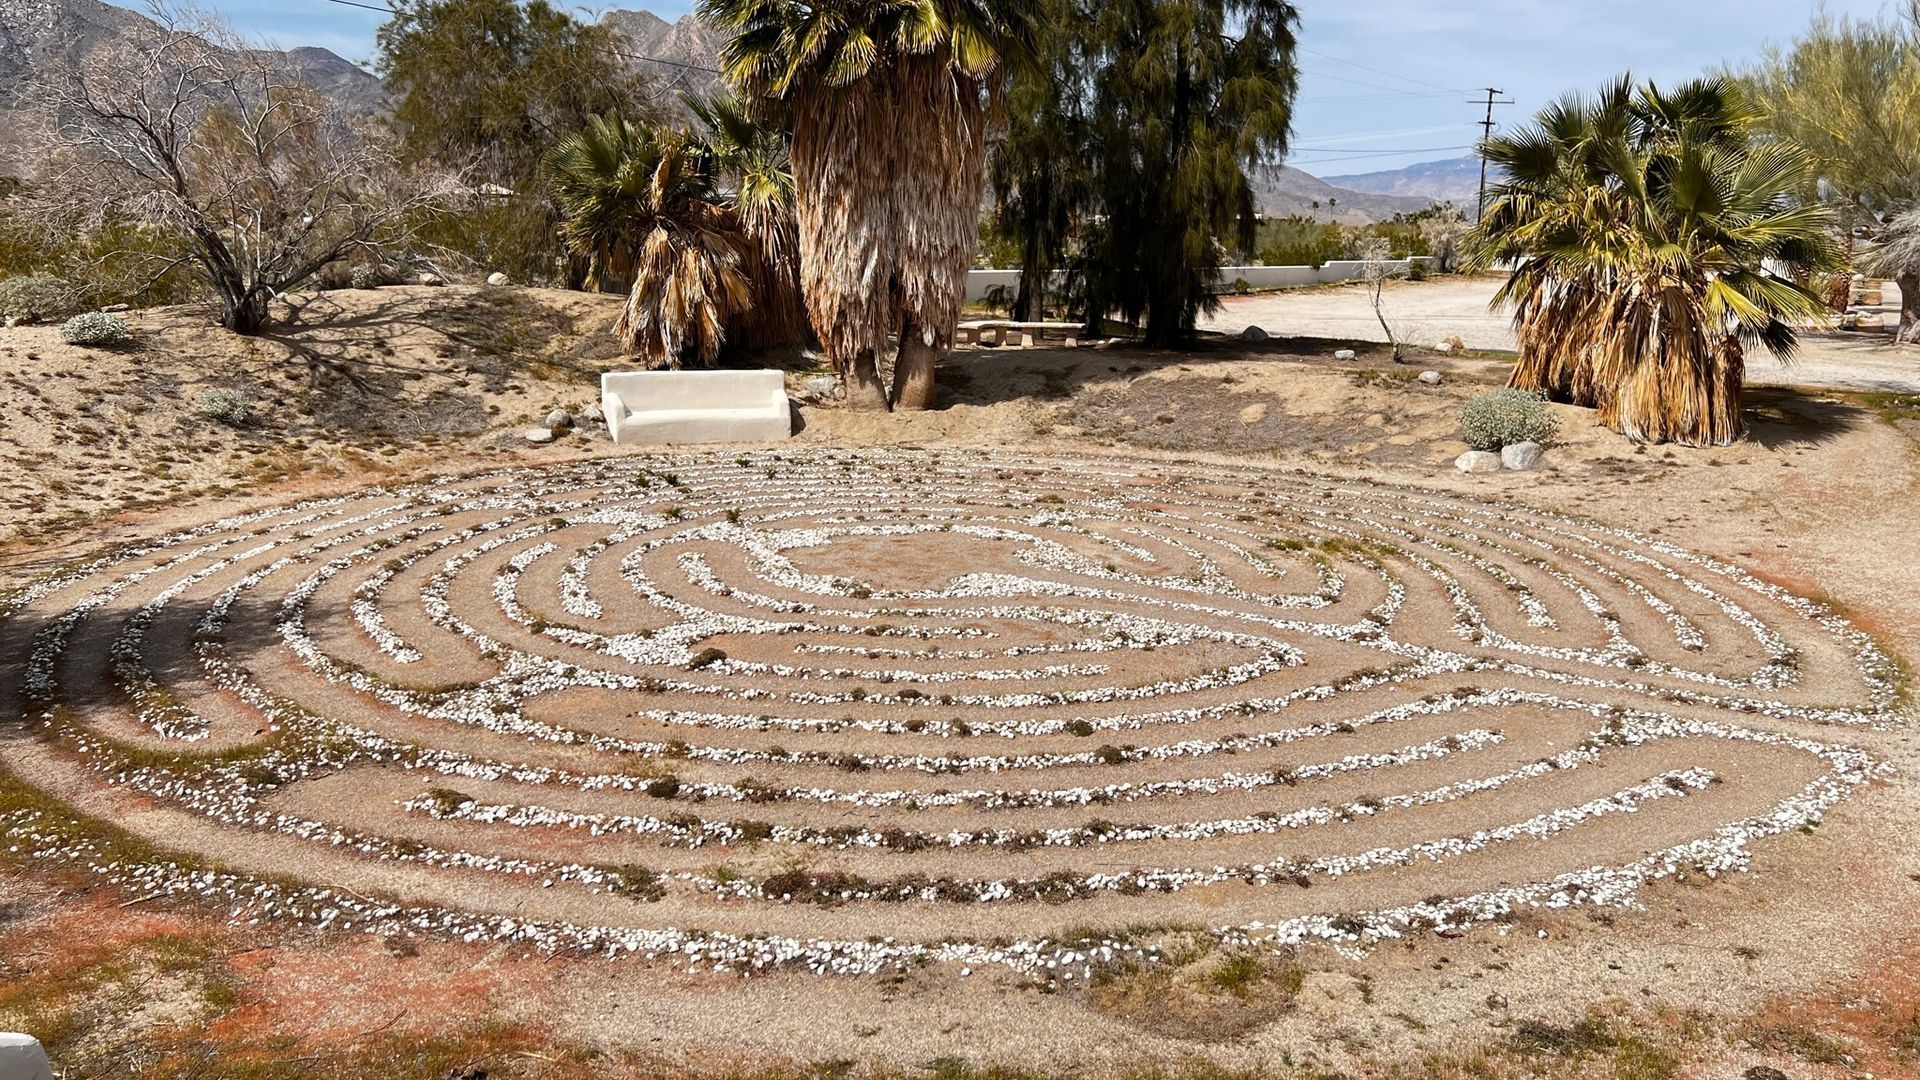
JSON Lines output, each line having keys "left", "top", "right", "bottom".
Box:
{"left": 0, "top": 0, "right": 383, "bottom": 174}
{"left": 1322, "top": 154, "right": 1493, "bottom": 208}
{"left": 600, "top": 9, "right": 724, "bottom": 100}
{"left": 1251, "top": 165, "right": 1436, "bottom": 225}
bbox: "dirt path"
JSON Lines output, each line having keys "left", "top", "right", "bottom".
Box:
{"left": 1204, "top": 275, "right": 1920, "bottom": 394}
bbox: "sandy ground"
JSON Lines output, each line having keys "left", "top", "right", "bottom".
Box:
{"left": 2, "top": 287, "right": 1919, "bottom": 1079}
{"left": 1203, "top": 275, "right": 1920, "bottom": 394}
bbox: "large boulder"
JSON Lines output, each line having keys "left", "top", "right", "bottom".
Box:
{"left": 1501, "top": 441, "right": 1546, "bottom": 471}
{"left": 0, "top": 1033, "right": 53, "bottom": 1080}
{"left": 1455, "top": 450, "right": 1502, "bottom": 474}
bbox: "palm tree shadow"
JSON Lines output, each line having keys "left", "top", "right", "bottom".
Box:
{"left": 1744, "top": 387, "right": 1867, "bottom": 449}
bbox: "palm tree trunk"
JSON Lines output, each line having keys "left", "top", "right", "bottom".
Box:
{"left": 846, "top": 348, "right": 889, "bottom": 410}
{"left": 891, "top": 317, "right": 939, "bottom": 410}
{"left": 1897, "top": 271, "right": 1920, "bottom": 344}
{"left": 1602, "top": 336, "right": 1745, "bottom": 447}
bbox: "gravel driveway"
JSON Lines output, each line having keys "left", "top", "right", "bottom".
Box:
{"left": 1204, "top": 275, "right": 1920, "bottom": 394}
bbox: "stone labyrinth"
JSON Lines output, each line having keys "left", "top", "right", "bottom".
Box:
{"left": 0, "top": 449, "right": 1900, "bottom": 976}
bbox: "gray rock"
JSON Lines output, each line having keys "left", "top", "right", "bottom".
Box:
{"left": 1455, "top": 450, "right": 1502, "bottom": 474}
{"left": 416, "top": 272, "right": 446, "bottom": 287}
{"left": 100, "top": 303, "right": 132, "bottom": 313}
{"left": 1, "top": 316, "right": 16, "bottom": 329}
{"left": 1334, "top": 349, "right": 1357, "bottom": 361}
{"left": 544, "top": 408, "right": 573, "bottom": 430}
{"left": 486, "top": 271, "right": 510, "bottom": 286}
{"left": 0, "top": 1033, "right": 53, "bottom": 1080}
{"left": 803, "top": 375, "right": 840, "bottom": 397}
{"left": 583, "top": 402, "right": 605, "bottom": 422}
{"left": 1433, "top": 340, "right": 1454, "bottom": 354}
{"left": 1240, "top": 325, "right": 1269, "bottom": 342}
{"left": 523, "top": 426, "right": 555, "bottom": 444}
{"left": 1500, "top": 441, "right": 1546, "bottom": 471}
{"left": 1417, "top": 370, "right": 1443, "bottom": 385}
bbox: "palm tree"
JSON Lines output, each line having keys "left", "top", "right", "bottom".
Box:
{"left": 685, "top": 92, "right": 808, "bottom": 352}
{"left": 700, "top": 0, "right": 1039, "bottom": 410}
{"left": 545, "top": 114, "right": 753, "bottom": 368}
{"left": 1470, "top": 77, "right": 1839, "bottom": 446}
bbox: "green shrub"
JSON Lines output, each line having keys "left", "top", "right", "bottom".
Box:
{"left": 199, "top": 388, "right": 253, "bottom": 427}
{"left": 0, "top": 274, "right": 80, "bottom": 323}
{"left": 1460, "top": 389, "right": 1557, "bottom": 450}
{"left": 59, "top": 311, "right": 132, "bottom": 346}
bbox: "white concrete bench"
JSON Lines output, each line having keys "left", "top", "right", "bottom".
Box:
{"left": 958, "top": 321, "right": 1082, "bottom": 348}
{"left": 601, "top": 369, "right": 793, "bottom": 446}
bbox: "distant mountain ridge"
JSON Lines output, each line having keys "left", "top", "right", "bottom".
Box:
{"left": 601, "top": 9, "right": 724, "bottom": 99}
{"left": 1323, "top": 154, "right": 1494, "bottom": 207}
{"left": 1251, "top": 165, "right": 1435, "bottom": 225}
{"left": 0, "top": 0, "right": 384, "bottom": 174}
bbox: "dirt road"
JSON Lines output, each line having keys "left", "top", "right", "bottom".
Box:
{"left": 1205, "top": 275, "right": 1920, "bottom": 394}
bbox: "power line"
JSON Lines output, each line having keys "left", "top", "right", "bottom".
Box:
{"left": 1297, "top": 47, "right": 1467, "bottom": 95}
{"left": 316, "top": 0, "right": 722, "bottom": 73}
{"left": 1298, "top": 67, "right": 1459, "bottom": 98}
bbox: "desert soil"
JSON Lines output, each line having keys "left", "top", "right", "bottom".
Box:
{"left": 2, "top": 283, "right": 1919, "bottom": 1080}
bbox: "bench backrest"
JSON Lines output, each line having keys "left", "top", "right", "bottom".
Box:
{"left": 603, "top": 369, "right": 785, "bottom": 412}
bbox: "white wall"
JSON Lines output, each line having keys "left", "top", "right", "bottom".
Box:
{"left": 965, "top": 259, "right": 1439, "bottom": 303}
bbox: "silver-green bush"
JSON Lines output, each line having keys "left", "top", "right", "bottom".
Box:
{"left": 1459, "top": 389, "right": 1557, "bottom": 450}
{"left": 199, "top": 388, "right": 253, "bottom": 427}
{"left": 0, "top": 274, "right": 80, "bottom": 323}
{"left": 59, "top": 311, "right": 133, "bottom": 346}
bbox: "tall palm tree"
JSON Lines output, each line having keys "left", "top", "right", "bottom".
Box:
{"left": 700, "top": 0, "right": 1039, "bottom": 410}
{"left": 546, "top": 115, "right": 753, "bottom": 368}
{"left": 1470, "top": 77, "right": 1839, "bottom": 446}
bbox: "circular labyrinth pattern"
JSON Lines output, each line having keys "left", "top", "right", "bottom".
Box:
{"left": 0, "top": 449, "right": 1900, "bottom": 976}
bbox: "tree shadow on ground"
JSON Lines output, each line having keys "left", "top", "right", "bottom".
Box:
{"left": 1744, "top": 388, "right": 1870, "bottom": 451}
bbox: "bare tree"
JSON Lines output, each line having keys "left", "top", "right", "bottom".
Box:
{"left": 1359, "top": 237, "right": 1403, "bottom": 362}
{"left": 26, "top": 4, "right": 459, "bottom": 334}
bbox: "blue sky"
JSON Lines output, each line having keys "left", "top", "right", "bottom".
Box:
{"left": 211, "top": 0, "right": 1896, "bottom": 176}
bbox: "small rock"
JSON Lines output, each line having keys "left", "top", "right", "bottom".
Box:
{"left": 1484, "top": 992, "right": 1508, "bottom": 1010}
{"left": 486, "top": 272, "right": 510, "bottom": 286}
{"left": 803, "top": 375, "right": 841, "bottom": 397}
{"left": 100, "top": 303, "right": 131, "bottom": 313}
{"left": 1742, "top": 1069, "right": 1788, "bottom": 1080}
{"left": 583, "top": 402, "right": 605, "bottom": 422}
{"left": 1334, "top": 349, "right": 1357, "bottom": 361}
{"left": 416, "top": 272, "right": 446, "bottom": 287}
{"left": 1240, "top": 325, "right": 1269, "bottom": 343}
{"left": 1417, "top": 370, "right": 1443, "bottom": 385}
{"left": 1455, "top": 450, "right": 1502, "bottom": 474}
{"left": 544, "top": 408, "right": 573, "bottom": 430}
{"left": 1500, "top": 441, "right": 1545, "bottom": 471}
{"left": 1, "top": 316, "right": 16, "bottom": 329}
{"left": 1238, "top": 402, "right": 1269, "bottom": 424}
{"left": 1434, "top": 341, "right": 1454, "bottom": 354}
{"left": 523, "top": 427, "right": 555, "bottom": 444}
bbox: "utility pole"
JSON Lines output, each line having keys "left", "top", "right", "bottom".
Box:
{"left": 1473, "top": 87, "right": 1513, "bottom": 221}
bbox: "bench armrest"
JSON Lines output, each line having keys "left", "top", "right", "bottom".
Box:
{"left": 602, "top": 390, "right": 629, "bottom": 431}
